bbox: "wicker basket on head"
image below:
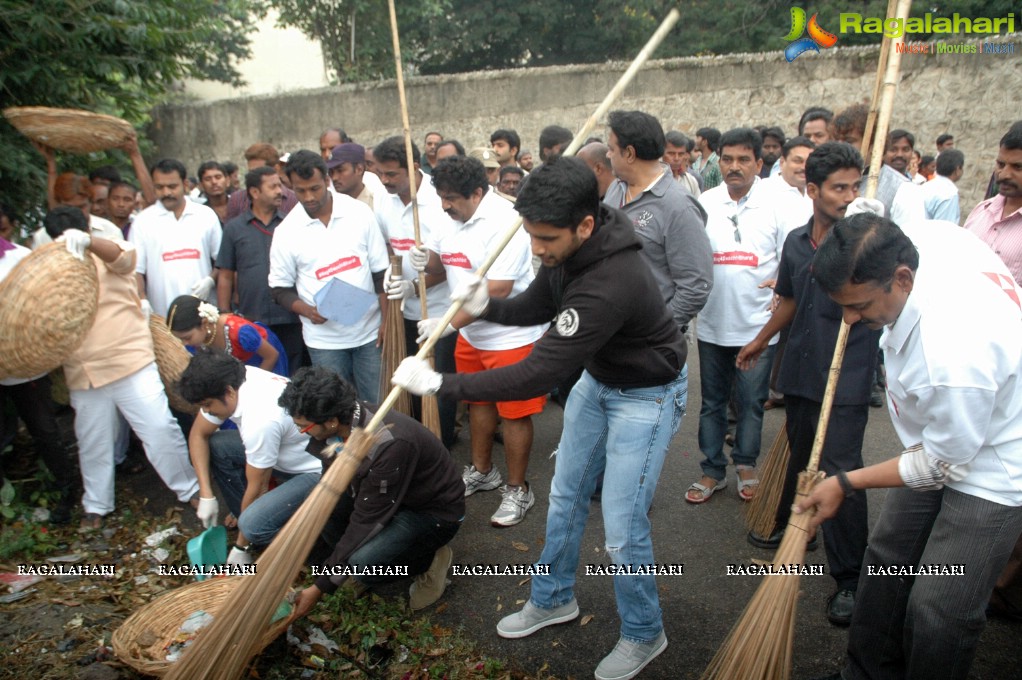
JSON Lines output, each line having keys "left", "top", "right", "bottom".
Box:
{"left": 3, "top": 106, "right": 135, "bottom": 154}
{"left": 112, "top": 577, "right": 293, "bottom": 676}
{"left": 0, "top": 242, "right": 99, "bottom": 381}
{"left": 149, "top": 314, "right": 198, "bottom": 414}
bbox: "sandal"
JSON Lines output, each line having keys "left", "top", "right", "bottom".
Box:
{"left": 224, "top": 512, "right": 238, "bottom": 529}
{"left": 736, "top": 465, "right": 759, "bottom": 501}
{"left": 685, "top": 477, "right": 727, "bottom": 504}
{"left": 78, "top": 512, "right": 104, "bottom": 532}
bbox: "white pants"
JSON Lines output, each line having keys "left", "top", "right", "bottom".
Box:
{"left": 71, "top": 362, "right": 198, "bottom": 515}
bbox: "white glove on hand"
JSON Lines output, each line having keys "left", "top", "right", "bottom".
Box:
{"left": 392, "top": 357, "right": 443, "bottom": 396}
{"left": 407, "top": 245, "right": 429, "bottom": 273}
{"left": 451, "top": 276, "right": 490, "bottom": 317}
{"left": 227, "top": 546, "right": 254, "bottom": 566}
{"left": 140, "top": 299, "right": 153, "bottom": 323}
{"left": 845, "top": 197, "right": 885, "bottom": 218}
{"left": 416, "top": 317, "right": 456, "bottom": 345}
{"left": 196, "top": 496, "right": 219, "bottom": 528}
{"left": 57, "top": 229, "right": 91, "bottom": 260}
{"left": 190, "top": 275, "right": 216, "bottom": 299}
{"left": 384, "top": 268, "right": 416, "bottom": 301}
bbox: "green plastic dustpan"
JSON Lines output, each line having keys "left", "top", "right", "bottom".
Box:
{"left": 186, "top": 525, "right": 228, "bottom": 580}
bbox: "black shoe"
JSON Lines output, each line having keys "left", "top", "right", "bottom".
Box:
{"left": 49, "top": 488, "right": 77, "bottom": 526}
{"left": 827, "top": 589, "right": 855, "bottom": 626}
{"left": 747, "top": 529, "right": 818, "bottom": 551}
{"left": 869, "top": 386, "right": 884, "bottom": 408}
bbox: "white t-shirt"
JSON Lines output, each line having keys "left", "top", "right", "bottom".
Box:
{"left": 757, "top": 174, "right": 812, "bottom": 237}
{"left": 129, "top": 200, "right": 221, "bottom": 316}
{"left": 268, "top": 192, "right": 389, "bottom": 350}
{"left": 375, "top": 173, "right": 452, "bottom": 321}
{"left": 200, "top": 366, "right": 320, "bottom": 475}
{"left": 884, "top": 220, "right": 1022, "bottom": 506}
{"left": 696, "top": 180, "right": 787, "bottom": 346}
{"left": 426, "top": 189, "right": 546, "bottom": 350}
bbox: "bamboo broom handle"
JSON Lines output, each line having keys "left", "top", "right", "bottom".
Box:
{"left": 367, "top": 7, "right": 682, "bottom": 435}
{"left": 386, "top": 0, "right": 429, "bottom": 318}
{"left": 806, "top": 0, "right": 911, "bottom": 473}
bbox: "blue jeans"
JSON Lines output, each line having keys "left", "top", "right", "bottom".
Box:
{"left": 209, "top": 430, "right": 321, "bottom": 546}
{"left": 697, "top": 340, "right": 775, "bottom": 480}
{"left": 308, "top": 341, "right": 382, "bottom": 403}
{"left": 530, "top": 367, "right": 687, "bottom": 643}
{"left": 322, "top": 494, "right": 461, "bottom": 585}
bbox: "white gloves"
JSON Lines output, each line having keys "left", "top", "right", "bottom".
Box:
{"left": 190, "top": 275, "right": 216, "bottom": 299}
{"left": 391, "top": 357, "right": 443, "bottom": 395}
{"left": 227, "top": 546, "right": 254, "bottom": 566}
{"left": 196, "top": 496, "right": 219, "bottom": 528}
{"left": 845, "top": 197, "right": 885, "bottom": 218}
{"left": 416, "top": 317, "right": 456, "bottom": 345}
{"left": 140, "top": 299, "right": 152, "bottom": 323}
{"left": 57, "top": 229, "right": 91, "bottom": 260}
{"left": 384, "top": 268, "right": 416, "bottom": 301}
{"left": 452, "top": 276, "right": 490, "bottom": 316}
{"left": 407, "top": 245, "right": 430, "bottom": 273}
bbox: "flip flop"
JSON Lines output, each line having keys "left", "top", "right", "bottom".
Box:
{"left": 736, "top": 465, "right": 759, "bottom": 501}
{"left": 685, "top": 478, "right": 727, "bottom": 504}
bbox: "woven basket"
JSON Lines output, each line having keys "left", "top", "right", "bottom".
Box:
{"left": 149, "top": 314, "right": 197, "bottom": 414}
{"left": 0, "top": 242, "right": 99, "bottom": 380}
{"left": 111, "top": 577, "right": 292, "bottom": 676}
{"left": 3, "top": 106, "right": 135, "bottom": 153}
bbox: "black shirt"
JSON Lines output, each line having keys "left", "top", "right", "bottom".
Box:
{"left": 775, "top": 219, "right": 880, "bottom": 405}
{"left": 217, "top": 209, "right": 298, "bottom": 326}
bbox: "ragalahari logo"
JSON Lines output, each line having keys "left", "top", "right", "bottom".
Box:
{"left": 784, "top": 7, "right": 838, "bottom": 61}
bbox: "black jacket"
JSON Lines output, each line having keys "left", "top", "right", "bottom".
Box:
{"left": 439, "top": 205, "right": 686, "bottom": 403}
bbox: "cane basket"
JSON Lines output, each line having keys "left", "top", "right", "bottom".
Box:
{"left": 3, "top": 106, "right": 135, "bottom": 153}
{"left": 111, "top": 576, "right": 292, "bottom": 676}
{"left": 0, "top": 242, "right": 99, "bottom": 380}
{"left": 149, "top": 314, "right": 197, "bottom": 414}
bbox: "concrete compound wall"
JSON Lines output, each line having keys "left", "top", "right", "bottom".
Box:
{"left": 151, "top": 35, "right": 1021, "bottom": 211}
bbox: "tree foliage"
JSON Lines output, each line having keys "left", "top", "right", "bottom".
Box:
{"left": 0, "top": 0, "right": 263, "bottom": 228}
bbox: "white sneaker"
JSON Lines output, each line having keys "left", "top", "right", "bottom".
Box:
{"left": 490, "top": 484, "right": 534, "bottom": 527}
{"left": 462, "top": 465, "right": 502, "bottom": 497}
{"left": 594, "top": 631, "right": 668, "bottom": 680}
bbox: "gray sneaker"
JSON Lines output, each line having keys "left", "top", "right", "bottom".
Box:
{"left": 496, "top": 598, "right": 579, "bottom": 639}
{"left": 594, "top": 631, "right": 668, "bottom": 680}
{"left": 490, "top": 484, "right": 534, "bottom": 527}
{"left": 462, "top": 465, "right": 502, "bottom": 496}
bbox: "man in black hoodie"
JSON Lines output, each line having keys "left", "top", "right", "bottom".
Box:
{"left": 393, "top": 157, "right": 686, "bottom": 680}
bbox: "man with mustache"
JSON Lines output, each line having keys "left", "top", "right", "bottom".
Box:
{"left": 965, "top": 126, "right": 1022, "bottom": 284}
{"left": 737, "top": 142, "right": 880, "bottom": 627}
{"left": 883, "top": 129, "right": 916, "bottom": 180}
{"left": 130, "top": 158, "right": 222, "bottom": 317}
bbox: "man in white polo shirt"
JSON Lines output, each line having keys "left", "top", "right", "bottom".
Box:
{"left": 688, "top": 128, "right": 789, "bottom": 505}
{"left": 178, "top": 350, "right": 321, "bottom": 562}
{"left": 409, "top": 155, "right": 548, "bottom": 527}
{"left": 269, "top": 150, "right": 390, "bottom": 403}
{"left": 799, "top": 215, "right": 1022, "bottom": 680}
{"left": 130, "top": 158, "right": 221, "bottom": 316}
{"left": 372, "top": 136, "right": 458, "bottom": 448}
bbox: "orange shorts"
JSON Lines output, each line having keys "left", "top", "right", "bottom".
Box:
{"left": 454, "top": 336, "right": 547, "bottom": 419}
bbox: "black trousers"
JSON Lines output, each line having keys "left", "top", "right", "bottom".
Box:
{"left": 269, "top": 322, "right": 309, "bottom": 377}
{"left": 403, "top": 317, "right": 458, "bottom": 449}
{"left": 0, "top": 376, "right": 76, "bottom": 492}
{"left": 774, "top": 395, "right": 870, "bottom": 591}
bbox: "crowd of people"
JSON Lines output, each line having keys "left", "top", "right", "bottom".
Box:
{"left": 1, "top": 104, "right": 1020, "bottom": 680}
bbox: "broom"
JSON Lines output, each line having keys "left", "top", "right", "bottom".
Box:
{"left": 162, "top": 9, "right": 682, "bottom": 680}
{"left": 701, "top": 1, "right": 911, "bottom": 676}
{"left": 388, "top": 0, "right": 441, "bottom": 437}
{"left": 379, "top": 255, "right": 413, "bottom": 415}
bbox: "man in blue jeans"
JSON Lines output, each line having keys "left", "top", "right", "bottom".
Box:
{"left": 393, "top": 157, "right": 688, "bottom": 680}
{"left": 178, "top": 349, "right": 321, "bottom": 563}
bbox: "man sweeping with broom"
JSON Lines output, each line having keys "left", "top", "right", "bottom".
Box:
{"left": 795, "top": 213, "right": 1022, "bottom": 680}
{"left": 394, "top": 157, "right": 687, "bottom": 680}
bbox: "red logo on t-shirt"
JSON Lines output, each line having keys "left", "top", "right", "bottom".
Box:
{"left": 713, "top": 251, "right": 759, "bottom": 267}
{"left": 162, "top": 249, "right": 201, "bottom": 262}
{"left": 441, "top": 252, "right": 472, "bottom": 269}
{"left": 390, "top": 238, "right": 415, "bottom": 252}
{"left": 316, "top": 256, "right": 362, "bottom": 280}
{"left": 982, "top": 272, "right": 1022, "bottom": 310}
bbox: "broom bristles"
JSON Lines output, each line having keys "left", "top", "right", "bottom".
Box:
{"left": 745, "top": 426, "right": 791, "bottom": 537}
{"left": 165, "top": 428, "right": 382, "bottom": 680}
{"left": 381, "top": 257, "right": 413, "bottom": 416}
{"left": 701, "top": 471, "right": 823, "bottom": 680}
{"left": 420, "top": 355, "right": 442, "bottom": 438}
